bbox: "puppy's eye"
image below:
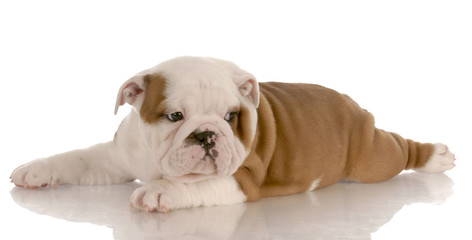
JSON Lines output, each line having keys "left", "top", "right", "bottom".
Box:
{"left": 167, "top": 112, "right": 184, "bottom": 122}
{"left": 224, "top": 112, "right": 237, "bottom": 122}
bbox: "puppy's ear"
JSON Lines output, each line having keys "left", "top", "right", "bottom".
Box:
{"left": 222, "top": 60, "right": 259, "bottom": 108}
{"left": 114, "top": 74, "right": 147, "bottom": 114}
{"left": 238, "top": 78, "right": 260, "bottom": 108}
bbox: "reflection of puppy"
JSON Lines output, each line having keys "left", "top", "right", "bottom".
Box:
{"left": 10, "top": 183, "right": 247, "bottom": 239}
{"left": 10, "top": 57, "right": 456, "bottom": 212}
{"left": 10, "top": 173, "right": 454, "bottom": 239}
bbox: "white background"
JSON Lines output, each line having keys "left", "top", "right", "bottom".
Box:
{"left": 1, "top": 1, "right": 471, "bottom": 239}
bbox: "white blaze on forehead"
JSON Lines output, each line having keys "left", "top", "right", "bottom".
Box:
{"left": 145, "top": 56, "right": 239, "bottom": 80}
{"left": 160, "top": 57, "right": 241, "bottom": 115}
{"left": 139, "top": 56, "right": 247, "bottom": 99}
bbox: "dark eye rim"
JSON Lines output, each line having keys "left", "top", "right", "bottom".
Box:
{"left": 224, "top": 111, "right": 238, "bottom": 122}
{"left": 167, "top": 112, "right": 184, "bottom": 122}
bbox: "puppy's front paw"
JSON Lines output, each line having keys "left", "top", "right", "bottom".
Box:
{"left": 129, "top": 180, "right": 190, "bottom": 212}
{"left": 416, "top": 143, "right": 456, "bottom": 173}
{"left": 10, "top": 159, "right": 60, "bottom": 189}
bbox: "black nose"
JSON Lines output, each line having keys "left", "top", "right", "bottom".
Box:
{"left": 193, "top": 131, "right": 216, "bottom": 149}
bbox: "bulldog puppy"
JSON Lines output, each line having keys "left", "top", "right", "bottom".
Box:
{"left": 11, "top": 56, "right": 456, "bottom": 212}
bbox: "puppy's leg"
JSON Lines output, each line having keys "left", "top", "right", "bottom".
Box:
{"left": 345, "top": 113, "right": 455, "bottom": 183}
{"left": 11, "top": 142, "right": 133, "bottom": 189}
{"left": 129, "top": 176, "right": 246, "bottom": 212}
{"left": 415, "top": 143, "right": 456, "bottom": 173}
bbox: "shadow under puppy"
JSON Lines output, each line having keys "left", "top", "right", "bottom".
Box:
{"left": 10, "top": 56, "right": 456, "bottom": 212}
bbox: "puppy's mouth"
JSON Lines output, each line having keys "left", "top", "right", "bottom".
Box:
{"left": 202, "top": 148, "right": 219, "bottom": 161}
{"left": 167, "top": 132, "right": 234, "bottom": 182}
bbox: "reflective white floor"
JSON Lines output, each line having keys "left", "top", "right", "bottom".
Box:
{"left": 3, "top": 163, "right": 471, "bottom": 240}
{"left": 2, "top": 1, "right": 471, "bottom": 239}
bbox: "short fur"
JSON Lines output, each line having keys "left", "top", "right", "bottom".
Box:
{"left": 234, "top": 82, "right": 434, "bottom": 201}
{"left": 11, "top": 56, "right": 455, "bottom": 212}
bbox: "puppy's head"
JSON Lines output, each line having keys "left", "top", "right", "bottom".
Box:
{"left": 114, "top": 57, "right": 259, "bottom": 183}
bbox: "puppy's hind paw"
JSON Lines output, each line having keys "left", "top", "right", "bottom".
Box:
{"left": 415, "top": 143, "right": 456, "bottom": 173}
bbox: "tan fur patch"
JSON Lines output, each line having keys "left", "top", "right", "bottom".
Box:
{"left": 234, "top": 82, "right": 435, "bottom": 201}
{"left": 234, "top": 94, "right": 275, "bottom": 201}
{"left": 230, "top": 106, "right": 253, "bottom": 150}
{"left": 140, "top": 74, "right": 168, "bottom": 124}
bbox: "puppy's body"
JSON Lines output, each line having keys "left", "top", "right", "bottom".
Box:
{"left": 236, "top": 82, "right": 435, "bottom": 201}
{"left": 11, "top": 57, "right": 455, "bottom": 212}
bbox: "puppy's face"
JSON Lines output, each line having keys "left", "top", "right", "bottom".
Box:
{"left": 115, "top": 57, "right": 259, "bottom": 183}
